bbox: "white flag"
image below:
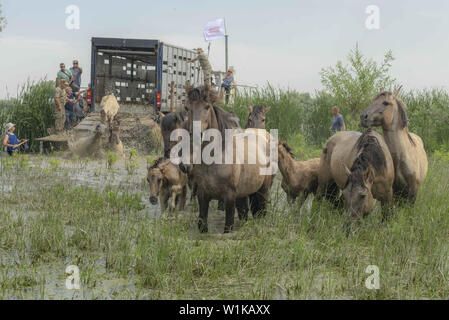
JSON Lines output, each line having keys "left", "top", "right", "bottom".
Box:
{"left": 203, "top": 18, "right": 226, "bottom": 42}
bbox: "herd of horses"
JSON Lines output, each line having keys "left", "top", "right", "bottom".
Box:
{"left": 147, "top": 86, "right": 428, "bottom": 234}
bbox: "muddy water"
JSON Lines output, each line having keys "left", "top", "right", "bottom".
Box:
{"left": 2, "top": 154, "right": 276, "bottom": 299}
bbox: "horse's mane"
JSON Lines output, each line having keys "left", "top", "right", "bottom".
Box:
{"left": 187, "top": 86, "right": 241, "bottom": 138}
{"left": 187, "top": 86, "right": 218, "bottom": 104}
{"left": 149, "top": 157, "right": 166, "bottom": 170}
{"left": 213, "top": 106, "right": 241, "bottom": 135}
{"left": 279, "top": 140, "right": 295, "bottom": 158}
{"left": 161, "top": 112, "right": 185, "bottom": 132}
{"left": 251, "top": 106, "right": 266, "bottom": 117}
{"left": 347, "top": 129, "right": 387, "bottom": 186}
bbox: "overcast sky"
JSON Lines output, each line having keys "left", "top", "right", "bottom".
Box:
{"left": 1, "top": 0, "right": 448, "bottom": 98}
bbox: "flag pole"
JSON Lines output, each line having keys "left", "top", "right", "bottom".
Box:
{"left": 224, "top": 18, "right": 229, "bottom": 72}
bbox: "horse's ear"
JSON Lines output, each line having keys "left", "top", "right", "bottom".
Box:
{"left": 264, "top": 106, "right": 271, "bottom": 113}
{"left": 248, "top": 105, "right": 253, "bottom": 113}
{"left": 364, "top": 167, "right": 375, "bottom": 185}
{"left": 344, "top": 164, "right": 351, "bottom": 177}
{"left": 158, "top": 111, "right": 165, "bottom": 119}
{"left": 393, "top": 85, "right": 403, "bottom": 97}
{"left": 175, "top": 113, "right": 183, "bottom": 124}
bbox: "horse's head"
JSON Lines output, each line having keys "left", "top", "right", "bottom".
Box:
{"left": 147, "top": 158, "right": 166, "bottom": 205}
{"left": 343, "top": 165, "right": 375, "bottom": 220}
{"left": 186, "top": 87, "right": 218, "bottom": 134}
{"left": 361, "top": 86, "right": 405, "bottom": 129}
{"left": 246, "top": 105, "right": 270, "bottom": 129}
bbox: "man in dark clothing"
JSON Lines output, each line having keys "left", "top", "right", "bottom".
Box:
{"left": 329, "top": 106, "right": 346, "bottom": 133}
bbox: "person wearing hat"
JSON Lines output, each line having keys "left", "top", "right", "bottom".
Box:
{"left": 57, "top": 63, "right": 74, "bottom": 88}
{"left": 70, "top": 60, "right": 82, "bottom": 93}
{"left": 187, "top": 48, "right": 212, "bottom": 88}
{"left": 50, "top": 80, "right": 69, "bottom": 135}
{"left": 3, "top": 123, "right": 28, "bottom": 156}
{"left": 221, "top": 69, "right": 236, "bottom": 104}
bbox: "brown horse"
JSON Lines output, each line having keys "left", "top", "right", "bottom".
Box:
{"left": 147, "top": 157, "right": 188, "bottom": 213}
{"left": 278, "top": 141, "right": 320, "bottom": 204}
{"left": 216, "top": 105, "right": 270, "bottom": 211}
{"left": 186, "top": 87, "right": 274, "bottom": 233}
{"left": 360, "top": 87, "right": 428, "bottom": 203}
{"left": 317, "top": 129, "right": 394, "bottom": 223}
{"left": 159, "top": 111, "right": 198, "bottom": 200}
{"left": 246, "top": 106, "right": 270, "bottom": 129}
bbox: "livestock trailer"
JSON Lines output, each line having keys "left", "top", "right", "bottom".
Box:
{"left": 91, "top": 37, "right": 204, "bottom": 113}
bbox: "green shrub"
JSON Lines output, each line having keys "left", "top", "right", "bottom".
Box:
{"left": 1, "top": 79, "right": 55, "bottom": 152}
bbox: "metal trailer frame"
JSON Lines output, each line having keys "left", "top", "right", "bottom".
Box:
{"left": 158, "top": 42, "right": 203, "bottom": 112}
{"left": 91, "top": 38, "right": 159, "bottom": 111}
{"left": 91, "top": 37, "right": 203, "bottom": 114}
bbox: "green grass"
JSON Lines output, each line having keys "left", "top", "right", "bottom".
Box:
{"left": 0, "top": 154, "right": 448, "bottom": 299}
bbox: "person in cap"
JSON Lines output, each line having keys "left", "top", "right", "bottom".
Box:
{"left": 188, "top": 48, "right": 212, "bottom": 88}
{"left": 57, "top": 63, "right": 74, "bottom": 88}
{"left": 3, "top": 123, "right": 28, "bottom": 156}
{"left": 221, "top": 69, "right": 235, "bottom": 104}
{"left": 50, "top": 80, "right": 69, "bottom": 135}
{"left": 70, "top": 60, "right": 82, "bottom": 92}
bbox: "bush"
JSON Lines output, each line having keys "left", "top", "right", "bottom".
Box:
{"left": 1, "top": 79, "right": 55, "bottom": 152}
{"left": 402, "top": 88, "right": 449, "bottom": 152}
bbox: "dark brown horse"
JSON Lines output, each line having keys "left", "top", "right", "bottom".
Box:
{"left": 186, "top": 87, "right": 274, "bottom": 233}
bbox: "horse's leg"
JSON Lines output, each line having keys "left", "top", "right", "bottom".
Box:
{"left": 380, "top": 188, "right": 394, "bottom": 222}
{"left": 250, "top": 191, "right": 267, "bottom": 219}
{"left": 236, "top": 197, "right": 249, "bottom": 222}
{"left": 170, "top": 191, "right": 178, "bottom": 213}
{"left": 324, "top": 182, "right": 342, "bottom": 208}
{"left": 224, "top": 194, "right": 236, "bottom": 234}
{"left": 407, "top": 180, "right": 419, "bottom": 205}
{"left": 296, "top": 191, "right": 308, "bottom": 210}
{"left": 160, "top": 188, "right": 170, "bottom": 214}
{"left": 179, "top": 186, "right": 187, "bottom": 211}
{"left": 197, "top": 191, "right": 210, "bottom": 233}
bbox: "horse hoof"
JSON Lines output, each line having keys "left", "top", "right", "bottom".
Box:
{"left": 224, "top": 226, "right": 233, "bottom": 234}
{"left": 217, "top": 200, "right": 225, "bottom": 211}
{"left": 198, "top": 222, "right": 208, "bottom": 233}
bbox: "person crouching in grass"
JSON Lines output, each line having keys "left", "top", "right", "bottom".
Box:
{"left": 3, "top": 123, "right": 28, "bottom": 156}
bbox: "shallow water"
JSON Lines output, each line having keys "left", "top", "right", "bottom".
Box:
{"left": 1, "top": 154, "right": 271, "bottom": 299}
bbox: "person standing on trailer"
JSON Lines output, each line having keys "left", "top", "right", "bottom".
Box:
{"left": 221, "top": 69, "right": 235, "bottom": 104}
{"left": 70, "top": 60, "right": 83, "bottom": 93}
{"left": 188, "top": 48, "right": 212, "bottom": 88}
